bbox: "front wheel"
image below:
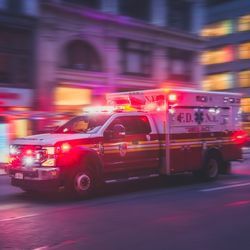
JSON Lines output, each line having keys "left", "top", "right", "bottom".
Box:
{"left": 67, "top": 168, "right": 96, "bottom": 199}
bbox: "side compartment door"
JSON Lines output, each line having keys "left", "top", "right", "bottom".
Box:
{"left": 102, "top": 115, "right": 160, "bottom": 173}
{"left": 120, "top": 115, "right": 160, "bottom": 171}
{"left": 169, "top": 107, "right": 202, "bottom": 173}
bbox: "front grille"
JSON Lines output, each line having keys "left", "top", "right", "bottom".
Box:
{"left": 10, "top": 145, "right": 48, "bottom": 167}
{"left": 10, "top": 169, "right": 39, "bottom": 178}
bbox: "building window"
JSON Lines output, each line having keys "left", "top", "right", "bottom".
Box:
{"left": 167, "top": 48, "right": 193, "bottom": 82}
{"left": 238, "top": 14, "right": 250, "bottom": 32}
{"left": 239, "top": 42, "right": 250, "bottom": 59}
{"left": 168, "top": 0, "right": 191, "bottom": 32}
{"left": 0, "top": 54, "right": 10, "bottom": 83}
{"left": 207, "top": 0, "right": 233, "bottom": 6}
{"left": 238, "top": 70, "right": 250, "bottom": 88}
{"left": 203, "top": 72, "right": 234, "bottom": 90}
{"left": 201, "top": 20, "right": 233, "bottom": 37}
{"left": 108, "top": 116, "right": 151, "bottom": 135}
{"left": 64, "top": 40, "right": 102, "bottom": 71}
{"left": 119, "top": 40, "right": 152, "bottom": 76}
{"left": 63, "top": 0, "right": 99, "bottom": 9}
{"left": 119, "top": 0, "right": 150, "bottom": 22}
{"left": 241, "top": 98, "right": 250, "bottom": 114}
{"left": 0, "top": 28, "right": 32, "bottom": 87}
{"left": 15, "top": 56, "right": 29, "bottom": 84}
{"left": 202, "top": 45, "right": 234, "bottom": 65}
{"left": 7, "top": 0, "right": 23, "bottom": 13}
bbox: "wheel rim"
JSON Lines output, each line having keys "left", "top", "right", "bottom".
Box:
{"left": 75, "top": 173, "right": 91, "bottom": 192}
{"left": 208, "top": 159, "right": 218, "bottom": 178}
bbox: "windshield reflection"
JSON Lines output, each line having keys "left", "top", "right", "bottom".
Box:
{"left": 54, "top": 114, "right": 111, "bottom": 134}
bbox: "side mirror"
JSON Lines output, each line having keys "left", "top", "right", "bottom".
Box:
{"left": 113, "top": 124, "right": 126, "bottom": 138}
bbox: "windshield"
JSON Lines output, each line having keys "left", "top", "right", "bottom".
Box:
{"left": 54, "top": 114, "right": 111, "bottom": 134}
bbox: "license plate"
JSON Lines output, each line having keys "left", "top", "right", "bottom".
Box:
{"left": 15, "top": 173, "right": 24, "bottom": 179}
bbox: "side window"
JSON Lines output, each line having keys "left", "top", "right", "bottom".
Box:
{"left": 136, "top": 116, "right": 151, "bottom": 134}
{"left": 107, "top": 116, "right": 151, "bottom": 135}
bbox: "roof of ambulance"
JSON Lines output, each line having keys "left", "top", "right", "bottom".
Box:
{"left": 107, "top": 88, "right": 242, "bottom": 96}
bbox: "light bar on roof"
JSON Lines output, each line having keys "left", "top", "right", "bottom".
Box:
{"left": 83, "top": 106, "right": 116, "bottom": 113}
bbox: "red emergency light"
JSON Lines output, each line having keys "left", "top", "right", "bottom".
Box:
{"left": 25, "top": 149, "right": 33, "bottom": 155}
{"left": 232, "top": 130, "right": 248, "bottom": 145}
{"left": 168, "top": 93, "right": 179, "bottom": 107}
{"left": 168, "top": 94, "right": 177, "bottom": 102}
{"left": 60, "top": 143, "right": 71, "bottom": 153}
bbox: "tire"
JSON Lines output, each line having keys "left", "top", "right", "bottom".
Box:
{"left": 203, "top": 155, "right": 219, "bottom": 181}
{"left": 66, "top": 166, "right": 97, "bottom": 199}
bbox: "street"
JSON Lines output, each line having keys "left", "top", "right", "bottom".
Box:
{"left": 0, "top": 150, "right": 250, "bottom": 250}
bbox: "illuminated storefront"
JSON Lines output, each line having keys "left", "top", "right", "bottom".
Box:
{"left": 238, "top": 14, "right": 250, "bottom": 32}
{"left": 239, "top": 70, "right": 250, "bottom": 88}
{"left": 203, "top": 72, "right": 234, "bottom": 91}
{"left": 54, "top": 86, "right": 92, "bottom": 114}
{"left": 0, "top": 88, "right": 33, "bottom": 163}
{"left": 239, "top": 42, "right": 250, "bottom": 60}
{"left": 241, "top": 97, "right": 250, "bottom": 135}
{"left": 201, "top": 20, "right": 233, "bottom": 38}
{"left": 202, "top": 45, "right": 234, "bottom": 65}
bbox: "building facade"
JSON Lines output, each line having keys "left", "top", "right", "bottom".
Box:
{"left": 0, "top": 0, "right": 38, "bottom": 162}
{"left": 37, "top": 0, "right": 205, "bottom": 121}
{"left": 0, "top": 0, "right": 205, "bottom": 162}
{"left": 201, "top": 0, "right": 250, "bottom": 135}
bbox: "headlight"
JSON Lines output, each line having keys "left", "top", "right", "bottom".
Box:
{"left": 41, "top": 146, "right": 56, "bottom": 167}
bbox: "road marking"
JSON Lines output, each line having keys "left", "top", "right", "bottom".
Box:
{"left": 200, "top": 182, "right": 250, "bottom": 192}
{"left": 33, "top": 247, "right": 49, "bottom": 250}
{"left": 0, "top": 213, "right": 39, "bottom": 222}
{"left": 225, "top": 200, "right": 250, "bottom": 207}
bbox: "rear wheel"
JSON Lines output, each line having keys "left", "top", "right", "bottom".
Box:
{"left": 204, "top": 155, "right": 219, "bottom": 181}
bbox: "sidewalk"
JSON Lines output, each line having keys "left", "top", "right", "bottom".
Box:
{"left": 0, "top": 164, "right": 7, "bottom": 175}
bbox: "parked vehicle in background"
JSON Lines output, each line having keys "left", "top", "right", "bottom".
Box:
{"left": 242, "top": 113, "right": 250, "bottom": 146}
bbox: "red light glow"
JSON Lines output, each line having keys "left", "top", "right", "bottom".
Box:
{"left": 25, "top": 149, "right": 33, "bottom": 155}
{"left": 61, "top": 143, "right": 71, "bottom": 153}
{"left": 9, "top": 156, "right": 15, "bottom": 164}
{"left": 168, "top": 94, "right": 177, "bottom": 102}
{"left": 232, "top": 131, "right": 248, "bottom": 144}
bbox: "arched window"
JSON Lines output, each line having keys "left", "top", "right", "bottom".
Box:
{"left": 65, "top": 40, "right": 102, "bottom": 71}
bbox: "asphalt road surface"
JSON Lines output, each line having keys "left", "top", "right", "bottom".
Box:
{"left": 0, "top": 150, "right": 250, "bottom": 250}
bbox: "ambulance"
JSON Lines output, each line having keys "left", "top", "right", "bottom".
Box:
{"left": 7, "top": 89, "right": 247, "bottom": 197}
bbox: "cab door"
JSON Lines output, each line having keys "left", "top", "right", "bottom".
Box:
{"left": 102, "top": 115, "right": 160, "bottom": 173}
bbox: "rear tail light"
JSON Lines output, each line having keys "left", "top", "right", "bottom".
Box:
{"left": 232, "top": 130, "right": 248, "bottom": 145}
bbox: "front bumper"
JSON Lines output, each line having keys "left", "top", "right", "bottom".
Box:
{"left": 8, "top": 167, "right": 61, "bottom": 192}
{"left": 11, "top": 178, "right": 60, "bottom": 192}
